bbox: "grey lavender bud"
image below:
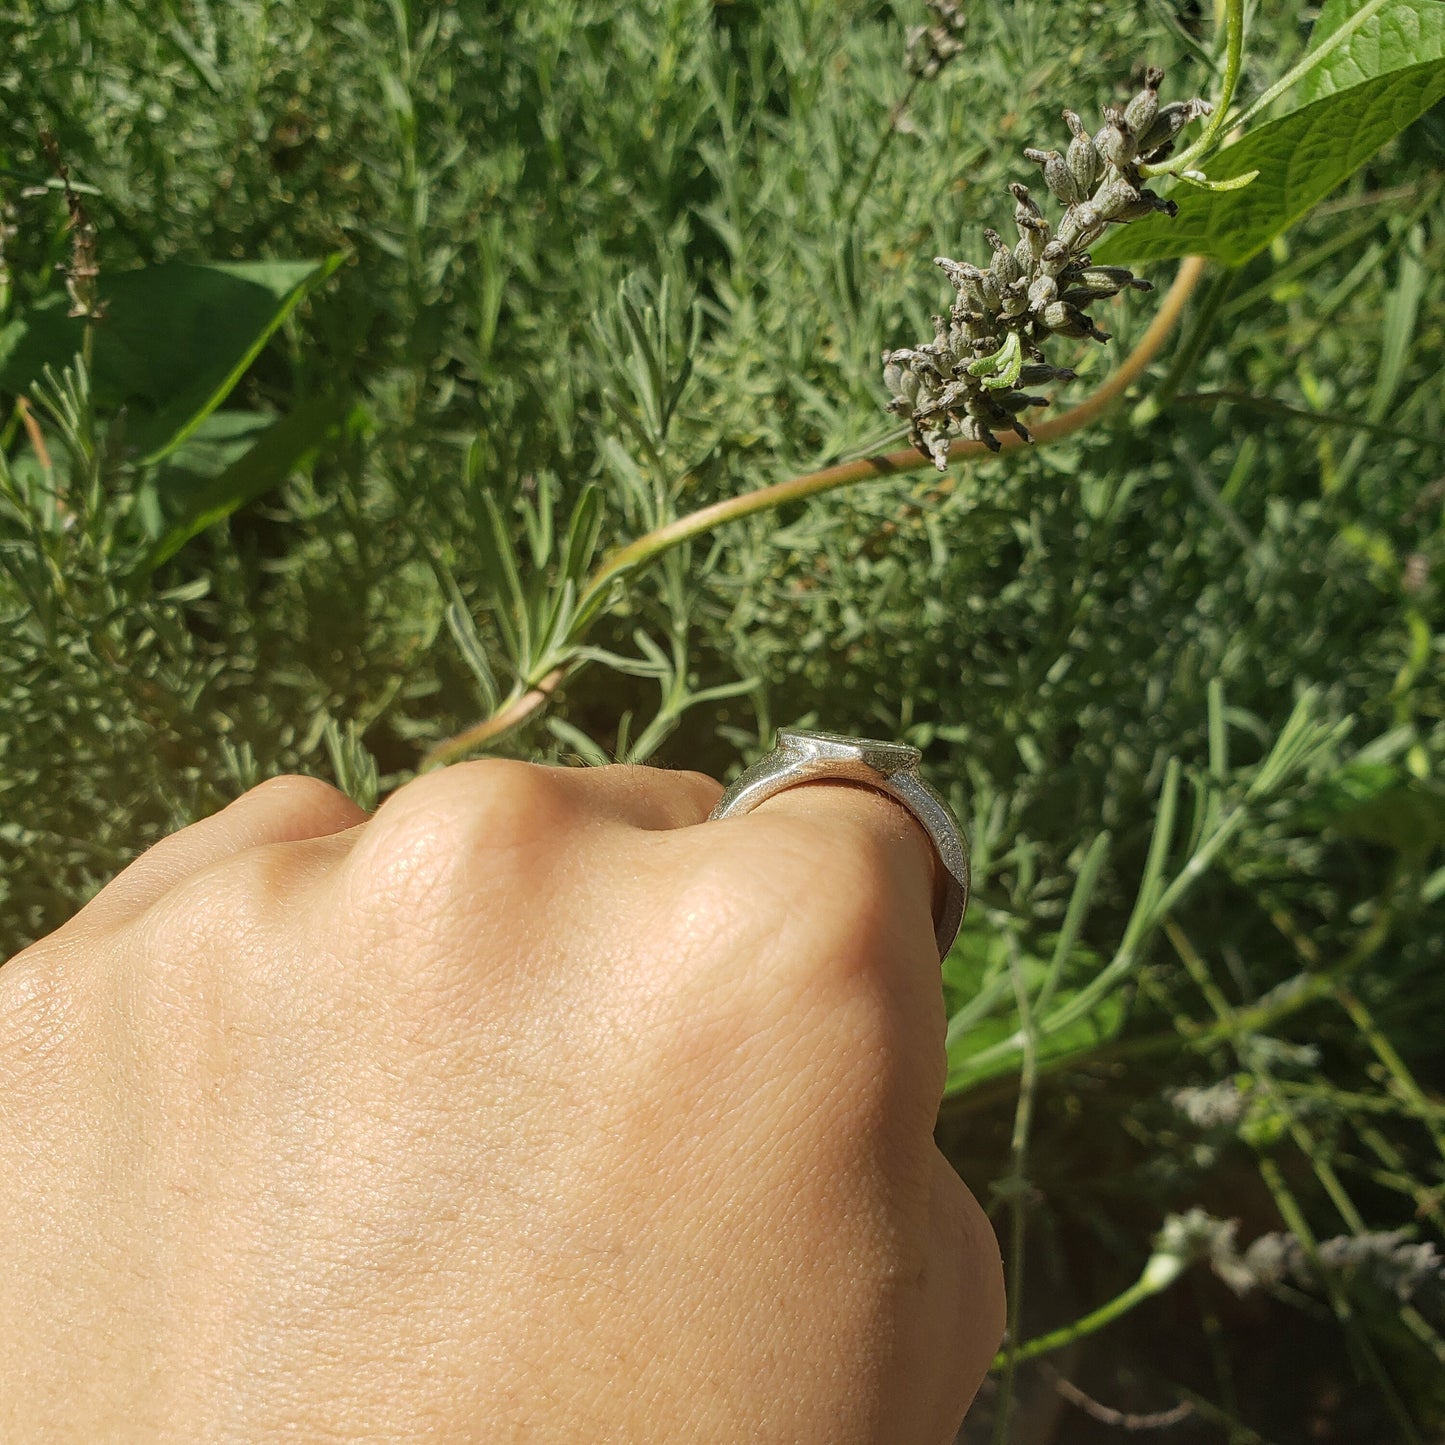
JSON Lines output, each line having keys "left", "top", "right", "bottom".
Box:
{"left": 1010, "top": 182, "right": 1048, "bottom": 234}
{"left": 1039, "top": 239, "right": 1072, "bottom": 277}
{"left": 1019, "top": 363, "right": 1078, "bottom": 385}
{"left": 1110, "top": 188, "right": 1177, "bottom": 222}
{"left": 935, "top": 256, "right": 987, "bottom": 309}
{"left": 1062, "top": 109, "right": 1101, "bottom": 196}
{"left": 1095, "top": 104, "right": 1137, "bottom": 170}
{"left": 1027, "top": 273, "right": 1058, "bottom": 312}
{"left": 1054, "top": 202, "right": 1103, "bottom": 251}
{"left": 1138, "top": 98, "right": 1213, "bottom": 160}
{"left": 1124, "top": 66, "right": 1165, "bottom": 137}
{"left": 1001, "top": 279, "right": 1032, "bottom": 318}
{"left": 995, "top": 391, "right": 1050, "bottom": 412}
{"left": 1041, "top": 300, "right": 1110, "bottom": 341}
{"left": 984, "top": 228, "right": 1021, "bottom": 286}
{"left": 1023, "top": 147, "right": 1080, "bottom": 206}
{"left": 959, "top": 416, "right": 1002, "bottom": 453}
{"left": 1092, "top": 172, "right": 1142, "bottom": 221}
{"left": 1071, "top": 265, "right": 1152, "bottom": 295}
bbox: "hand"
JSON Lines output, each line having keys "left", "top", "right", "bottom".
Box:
{"left": 0, "top": 762, "right": 1003, "bottom": 1442}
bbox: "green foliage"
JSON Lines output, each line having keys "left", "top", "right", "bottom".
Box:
{"left": 1104, "top": 59, "right": 1445, "bottom": 264}
{"left": 2, "top": 0, "right": 1444, "bottom": 1435}
{"left": 1101, "top": 10, "right": 1445, "bottom": 264}
{"left": 0, "top": 255, "right": 343, "bottom": 459}
{"left": 1302, "top": 0, "right": 1445, "bottom": 102}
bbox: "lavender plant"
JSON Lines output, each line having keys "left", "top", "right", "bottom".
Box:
{"left": 883, "top": 69, "right": 1211, "bottom": 467}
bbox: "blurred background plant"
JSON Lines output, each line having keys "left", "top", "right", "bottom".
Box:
{"left": 2, "top": 0, "right": 1443, "bottom": 1438}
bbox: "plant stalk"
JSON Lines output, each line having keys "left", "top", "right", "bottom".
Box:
{"left": 422, "top": 256, "right": 1209, "bottom": 769}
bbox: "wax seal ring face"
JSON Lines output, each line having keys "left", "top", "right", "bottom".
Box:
{"left": 709, "top": 728, "right": 969, "bottom": 959}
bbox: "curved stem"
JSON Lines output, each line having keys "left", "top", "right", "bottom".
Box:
{"left": 1142, "top": 0, "right": 1245, "bottom": 179}
{"left": 422, "top": 256, "right": 1209, "bottom": 768}
{"left": 993, "top": 1269, "right": 1170, "bottom": 1370}
{"left": 423, "top": 666, "right": 569, "bottom": 765}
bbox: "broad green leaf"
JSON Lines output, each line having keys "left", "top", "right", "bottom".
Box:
{"left": 1299, "top": 762, "right": 1445, "bottom": 852}
{"left": 141, "top": 395, "right": 353, "bottom": 568}
{"left": 0, "top": 255, "right": 345, "bottom": 462}
{"left": 1096, "top": 60, "right": 1445, "bottom": 266}
{"left": 942, "top": 918, "right": 1119, "bottom": 1096}
{"left": 1301, "top": 0, "right": 1445, "bottom": 103}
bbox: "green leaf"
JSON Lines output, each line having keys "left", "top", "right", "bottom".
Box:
{"left": 942, "top": 918, "right": 1119, "bottom": 1095}
{"left": 561, "top": 484, "right": 605, "bottom": 583}
{"left": 1096, "top": 60, "right": 1445, "bottom": 266}
{"left": 0, "top": 255, "right": 345, "bottom": 462}
{"left": 1301, "top": 0, "right": 1445, "bottom": 103}
{"left": 141, "top": 396, "right": 352, "bottom": 568}
{"left": 1300, "top": 764, "right": 1445, "bottom": 853}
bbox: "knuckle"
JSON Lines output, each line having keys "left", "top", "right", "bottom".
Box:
{"left": 238, "top": 773, "right": 363, "bottom": 830}
{"left": 369, "top": 761, "right": 561, "bottom": 861}
{"left": 652, "top": 848, "right": 780, "bottom": 980}
{"left": 133, "top": 841, "right": 297, "bottom": 973}
{"left": 341, "top": 760, "right": 570, "bottom": 940}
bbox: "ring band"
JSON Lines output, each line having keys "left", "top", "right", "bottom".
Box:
{"left": 708, "top": 729, "right": 969, "bottom": 959}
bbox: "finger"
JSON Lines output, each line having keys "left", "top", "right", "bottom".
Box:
{"left": 739, "top": 779, "right": 940, "bottom": 944}
{"left": 64, "top": 775, "right": 367, "bottom": 936}
{"left": 710, "top": 779, "right": 945, "bottom": 1092}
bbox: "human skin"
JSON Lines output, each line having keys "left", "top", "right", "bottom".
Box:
{"left": 0, "top": 762, "right": 1004, "bottom": 1442}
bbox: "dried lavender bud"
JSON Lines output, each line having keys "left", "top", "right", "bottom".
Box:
{"left": 1011, "top": 183, "right": 1051, "bottom": 265}
{"left": 1038, "top": 239, "right": 1072, "bottom": 278}
{"left": 1023, "top": 147, "right": 1080, "bottom": 206}
{"left": 1138, "top": 98, "right": 1214, "bottom": 161}
{"left": 1040, "top": 300, "right": 1110, "bottom": 341}
{"left": 959, "top": 417, "right": 1001, "bottom": 453}
{"left": 1018, "top": 363, "right": 1077, "bottom": 385}
{"left": 1091, "top": 172, "right": 1142, "bottom": 221}
{"left": 1072, "top": 265, "right": 1152, "bottom": 295}
{"left": 1124, "top": 66, "right": 1165, "bottom": 136}
{"left": 1095, "top": 104, "right": 1137, "bottom": 170}
{"left": 935, "top": 256, "right": 987, "bottom": 310}
{"left": 984, "top": 227, "right": 1021, "bottom": 286}
{"left": 1027, "top": 273, "right": 1058, "bottom": 312}
{"left": 1110, "top": 188, "right": 1177, "bottom": 222}
{"left": 997, "top": 279, "right": 1030, "bottom": 319}
{"left": 1062, "top": 109, "right": 1101, "bottom": 196}
{"left": 1010, "top": 182, "right": 1048, "bottom": 234}
{"left": 995, "top": 391, "right": 1050, "bottom": 412}
{"left": 1053, "top": 202, "right": 1103, "bottom": 251}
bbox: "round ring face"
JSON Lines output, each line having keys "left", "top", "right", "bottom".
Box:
{"left": 777, "top": 729, "right": 923, "bottom": 775}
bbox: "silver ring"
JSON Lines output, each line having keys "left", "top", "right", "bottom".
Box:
{"left": 708, "top": 729, "right": 969, "bottom": 959}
